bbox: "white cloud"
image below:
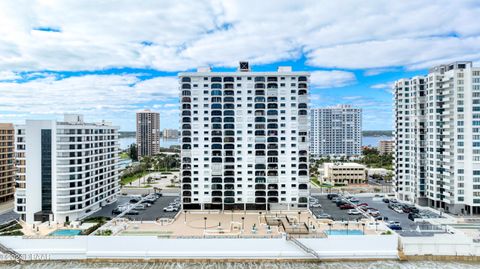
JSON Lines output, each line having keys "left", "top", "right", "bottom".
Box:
{"left": 0, "top": 73, "right": 178, "bottom": 128}
{"left": 0, "top": 71, "right": 20, "bottom": 80}
{"left": 0, "top": 1, "right": 478, "bottom": 71}
{"left": 310, "top": 70, "right": 356, "bottom": 89}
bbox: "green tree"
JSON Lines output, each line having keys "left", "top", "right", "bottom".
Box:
{"left": 128, "top": 143, "right": 138, "bottom": 161}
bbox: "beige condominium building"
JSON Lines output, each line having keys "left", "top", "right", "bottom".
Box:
{"left": 378, "top": 140, "right": 394, "bottom": 155}
{"left": 136, "top": 110, "right": 160, "bottom": 159}
{"left": 323, "top": 162, "right": 367, "bottom": 186}
{"left": 0, "top": 123, "right": 15, "bottom": 203}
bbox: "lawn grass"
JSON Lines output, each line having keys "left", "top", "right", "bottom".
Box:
{"left": 120, "top": 152, "right": 130, "bottom": 159}
{"left": 121, "top": 171, "right": 148, "bottom": 186}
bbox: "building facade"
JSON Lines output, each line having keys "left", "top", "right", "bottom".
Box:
{"left": 394, "top": 61, "right": 480, "bottom": 214}
{"left": 179, "top": 62, "right": 310, "bottom": 211}
{"left": 14, "top": 114, "right": 120, "bottom": 224}
{"left": 162, "top": 129, "right": 179, "bottom": 139}
{"left": 0, "top": 123, "right": 15, "bottom": 203}
{"left": 378, "top": 140, "right": 394, "bottom": 155}
{"left": 323, "top": 162, "right": 367, "bottom": 186}
{"left": 136, "top": 110, "right": 160, "bottom": 159}
{"left": 310, "top": 105, "right": 362, "bottom": 158}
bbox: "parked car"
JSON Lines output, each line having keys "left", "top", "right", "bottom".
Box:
{"left": 310, "top": 203, "right": 322, "bottom": 208}
{"left": 327, "top": 194, "right": 339, "bottom": 200}
{"left": 340, "top": 204, "right": 354, "bottom": 210}
{"left": 125, "top": 210, "right": 140, "bottom": 215}
{"left": 349, "top": 197, "right": 360, "bottom": 203}
{"left": 163, "top": 205, "right": 178, "bottom": 212}
{"left": 408, "top": 213, "right": 421, "bottom": 221}
{"left": 317, "top": 213, "right": 332, "bottom": 220}
{"left": 336, "top": 200, "right": 348, "bottom": 207}
{"left": 129, "top": 198, "right": 140, "bottom": 203}
{"left": 382, "top": 198, "right": 390, "bottom": 203}
{"left": 348, "top": 209, "right": 361, "bottom": 215}
{"left": 388, "top": 224, "right": 402, "bottom": 230}
{"left": 134, "top": 204, "right": 146, "bottom": 210}
{"left": 112, "top": 208, "right": 123, "bottom": 215}
{"left": 375, "top": 215, "right": 389, "bottom": 221}
{"left": 357, "top": 203, "right": 368, "bottom": 207}
{"left": 393, "top": 207, "right": 404, "bottom": 214}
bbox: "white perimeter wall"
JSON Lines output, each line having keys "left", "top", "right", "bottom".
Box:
{"left": 401, "top": 233, "right": 480, "bottom": 256}
{"left": 0, "top": 235, "right": 398, "bottom": 261}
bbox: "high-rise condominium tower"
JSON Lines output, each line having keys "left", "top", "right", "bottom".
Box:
{"left": 394, "top": 61, "right": 480, "bottom": 214}
{"left": 310, "top": 105, "right": 362, "bottom": 158}
{"left": 179, "top": 62, "right": 310, "bottom": 211}
{"left": 14, "top": 114, "right": 120, "bottom": 224}
{"left": 136, "top": 110, "right": 160, "bottom": 159}
{"left": 0, "top": 123, "right": 15, "bottom": 203}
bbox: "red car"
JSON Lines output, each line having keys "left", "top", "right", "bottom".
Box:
{"left": 357, "top": 203, "right": 368, "bottom": 207}
{"left": 340, "top": 204, "right": 354, "bottom": 210}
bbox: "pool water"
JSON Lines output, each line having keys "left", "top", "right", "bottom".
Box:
{"left": 325, "top": 229, "right": 364, "bottom": 235}
{"left": 49, "top": 229, "right": 82, "bottom": 236}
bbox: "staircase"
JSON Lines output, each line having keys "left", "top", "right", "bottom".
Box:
{"left": 286, "top": 234, "right": 321, "bottom": 259}
{"left": 0, "top": 242, "right": 23, "bottom": 263}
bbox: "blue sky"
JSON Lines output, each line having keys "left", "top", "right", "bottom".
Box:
{"left": 0, "top": 1, "right": 479, "bottom": 131}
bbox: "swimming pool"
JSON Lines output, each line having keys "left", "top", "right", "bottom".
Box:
{"left": 324, "top": 229, "right": 364, "bottom": 235}
{"left": 48, "top": 229, "right": 82, "bottom": 236}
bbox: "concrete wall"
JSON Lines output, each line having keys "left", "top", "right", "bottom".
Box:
{"left": 0, "top": 235, "right": 398, "bottom": 261}
{"left": 401, "top": 233, "right": 480, "bottom": 256}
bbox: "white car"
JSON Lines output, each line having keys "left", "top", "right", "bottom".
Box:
{"left": 348, "top": 209, "right": 361, "bottom": 215}
{"left": 310, "top": 203, "right": 322, "bottom": 208}
{"left": 134, "top": 204, "right": 146, "bottom": 210}
{"left": 393, "top": 207, "right": 404, "bottom": 214}
{"left": 163, "top": 205, "right": 178, "bottom": 212}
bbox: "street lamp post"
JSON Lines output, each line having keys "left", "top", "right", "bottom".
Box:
{"left": 328, "top": 223, "right": 332, "bottom": 235}
{"left": 241, "top": 217, "right": 245, "bottom": 232}
{"left": 204, "top": 217, "right": 207, "bottom": 233}
{"left": 345, "top": 222, "right": 349, "bottom": 235}
{"left": 298, "top": 211, "right": 301, "bottom": 224}
{"left": 184, "top": 210, "right": 188, "bottom": 223}
{"left": 362, "top": 223, "right": 366, "bottom": 234}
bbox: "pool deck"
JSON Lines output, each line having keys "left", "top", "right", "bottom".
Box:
{"left": 116, "top": 210, "right": 383, "bottom": 237}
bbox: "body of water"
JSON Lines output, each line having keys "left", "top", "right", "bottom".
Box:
{"left": 119, "top": 137, "right": 179, "bottom": 150}
{"left": 119, "top": 136, "right": 390, "bottom": 150}
{"left": 2, "top": 261, "right": 479, "bottom": 269}
{"left": 362, "top": 135, "right": 393, "bottom": 147}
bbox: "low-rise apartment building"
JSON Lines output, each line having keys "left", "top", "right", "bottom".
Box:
{"left": 323, "top": 162, "right": 367, "bottom": 186}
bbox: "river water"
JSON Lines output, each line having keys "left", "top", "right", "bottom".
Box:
{"left": 2, "top": 261, "right": 479, "bottom": 269}
{"left": 118, "top": 136, "right": 392, "bottom": 150}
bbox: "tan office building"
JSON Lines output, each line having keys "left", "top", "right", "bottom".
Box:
{"left": 323, "top": 162, "right": 367, "bottom": 186}
{"left": 136, "top": 110, "right": 160, "bottom": 158}
{"left": 378, "top": 140, "right": 394, "bottom": 155}
{"left": 0, "top": 123, "right": 15, "bottom": 203}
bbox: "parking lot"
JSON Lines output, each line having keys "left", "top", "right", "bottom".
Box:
{"left": 311, "top": 194, "right": 443, "bottom": 233}
{"left": 311, "top": 195, "right": 367, "bottom": 221}
{"left": 89, "top": 195, "right": 179, "bottom": 221}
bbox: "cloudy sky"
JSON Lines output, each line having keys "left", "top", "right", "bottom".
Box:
{"left": 1, "top": 0, "right": 479, "bottom": 131}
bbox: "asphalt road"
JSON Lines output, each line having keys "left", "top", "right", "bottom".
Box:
{"left": 89, "top": 195, "right": 179, "bottom": 221}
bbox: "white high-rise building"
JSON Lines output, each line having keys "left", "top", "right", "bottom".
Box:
{"left": 14, "top": 114, "right": 120, "bottom": 224}
{"left": 394, "top": 61, "right": 480, "bottom": 214}
{"left": 179, "top": 62, "right": 310, "bottom": 211}
{"left": 310, "top": 105, "right": 362, "bottom": 158}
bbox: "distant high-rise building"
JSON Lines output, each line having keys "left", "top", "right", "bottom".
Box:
{"left": 14, "top": 114, "right": 120, "bottom": 224}
{"left": 136, "top": 110, "right": 160, "bottom": 158}
{"left": 394, "top": 61, "right": 480, "bottom": 214}
{"left": 0, "top": 123, "right": 15, "bottom": 203}
{"left": 162, "top": 129, "right": 179, "bottom": 139}
{"left": 310, "top": 105, "right": 362, "bottom": 158}
{"left": 378, "top": 140, "right": 394, "bottom": 155}
{"left": 179, "top": 62, "right": 310, "bottom": 211}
